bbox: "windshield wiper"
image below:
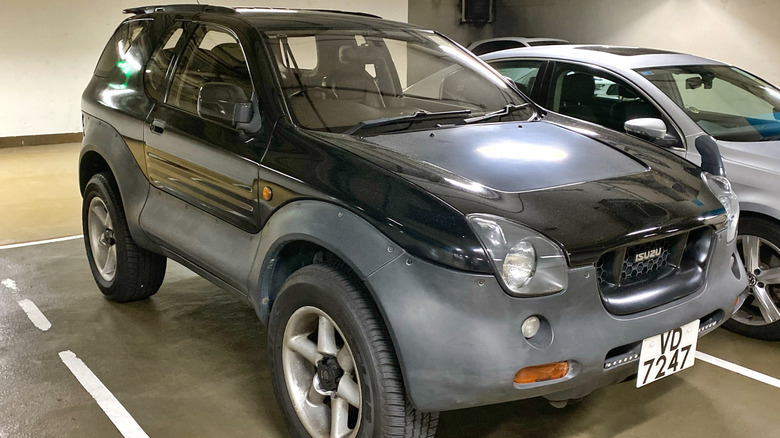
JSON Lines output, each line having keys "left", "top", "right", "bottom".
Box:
{"left": 344, "top": 110, "right": 471, "bottom": 136}
{"left": 464, "top": 103, "right": 531, "bottom": 124}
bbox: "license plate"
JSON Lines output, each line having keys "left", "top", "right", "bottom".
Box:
{"left": 636, "top": 320, "right": 700, "bottom": 388}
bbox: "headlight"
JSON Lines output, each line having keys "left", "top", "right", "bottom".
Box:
{"left": 702, "top": 172, "right": 739, "bottom": 243}
{"left": 468, "top": 214, "right": 567, "bottom": 296}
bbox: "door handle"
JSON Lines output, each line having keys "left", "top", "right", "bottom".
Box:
{"left": 149, "top": 119, "right": 166, "bottom": 135}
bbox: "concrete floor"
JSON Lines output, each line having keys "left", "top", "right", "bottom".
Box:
{"left": 1, "top": 144, "right": 779, "bottom": 437}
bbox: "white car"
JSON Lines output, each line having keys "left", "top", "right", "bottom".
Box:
{"left": 482, "top": 45, "right": 780, "bottom": 340}
{"left": 468, "top": 36, "right": 570, "bottom": 56}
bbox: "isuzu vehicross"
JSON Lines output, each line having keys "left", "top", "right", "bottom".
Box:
{"left": 80, "top": 5, "right": 746, "bottom": 437}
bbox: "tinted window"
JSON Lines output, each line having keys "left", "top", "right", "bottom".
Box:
{"left": 471, "top": 41, "right": 525, "bottom": 56}
{"left": 489, "top": 60, "right": 544, "bottom": 96}
{"left": 94, "top": 20, "right": 150, "bottom": 79}
{"left": 527, "top": 40, "right": 569, "bottom": 47}
{"left": 144, "top": 24, "right": 186, "bottom": 102}
{"left": 550, "top": 63, "right": 669, "bottom": 134}
{"left": 168, "top": 26, "right": 253, "bottom": 115}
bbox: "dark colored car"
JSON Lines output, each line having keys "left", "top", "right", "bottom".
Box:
{"left": 80, "top": 5, "right": 746, "bottom": 437}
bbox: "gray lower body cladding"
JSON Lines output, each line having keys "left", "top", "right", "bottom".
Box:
{"left": 365, "top": 229, "right": 746, "bottom": 412}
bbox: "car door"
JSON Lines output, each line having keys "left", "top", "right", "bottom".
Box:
{"left": 485, "top": 59, "right": 548, "bottom": 102}
{"left": 140, "top": 21, "right": 271, "bottom": 291}
{"left": 541, "top": 61, "right": 685, "bottom": 151}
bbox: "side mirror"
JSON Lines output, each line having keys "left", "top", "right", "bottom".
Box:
{"left": 198, "top": 83, "right": 253, "bottom": 127}
{"left": 624, "top": 118, "right": 666, "bottom": 141}
{"left": 695, "top": 135, "right": 726, "bottom": 176}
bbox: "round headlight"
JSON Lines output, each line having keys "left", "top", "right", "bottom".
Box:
{"left": 502, "top": 241, "right": 537, "bottom": 289}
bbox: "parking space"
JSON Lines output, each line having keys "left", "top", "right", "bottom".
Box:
{"left": 1, "top": 237, "right": 778, "bottom": 437}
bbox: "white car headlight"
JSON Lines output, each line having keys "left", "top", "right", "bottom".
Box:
{"left": 468, "top": 214, "right": 567, "bottom": 296}
{"left": 702, "top": 172, "right": 739, "bottom": 243}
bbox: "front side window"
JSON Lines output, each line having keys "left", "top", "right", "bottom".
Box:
{"left": 144, "top": 23, "right": 186, "bottom": 102}
{"left": 168, "top": 25, "right": 254, "bottom": 115}
{"left": 489, "top": 59, "right": 544, "bottom": 96}
{"left": 265, "top": 29, "right": 531, "bottom": 134}
{"left": 549, "top": 63, "right": 671, "bottom": 136}
{"left": 638, "top": 65, "right": 780, "bottom": 142}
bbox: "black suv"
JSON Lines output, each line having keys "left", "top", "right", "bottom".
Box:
{"left": 81, "top": 5, "right": 746, "bottom": 437}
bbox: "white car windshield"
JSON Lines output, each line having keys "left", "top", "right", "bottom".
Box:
{"left": 637, "top": 65, "right": 780, "bottom": 142}
{"left": 265, "top": 29, "right": 532, "bottom": 134}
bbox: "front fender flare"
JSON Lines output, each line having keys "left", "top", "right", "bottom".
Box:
{"left": 249, "top": 200, "right": 405, "bottom": 324}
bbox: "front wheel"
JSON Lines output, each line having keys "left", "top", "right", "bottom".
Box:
{"left": 268, "top": 264, "right": 438, "bottom": 438}
{"left": 723, "top": 217, "right": 780, "bottom": 340}
{"left": 82, "top": 172, "right": 167, "bottom": 302}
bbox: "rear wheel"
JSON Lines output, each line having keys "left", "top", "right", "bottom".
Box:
{"left": 723, "top": 217, "right": 780, "bottom": 340}
{"left": 268, "top": 264, "right": 438, "bottom": 438}
{"left": 82, "top": 172, "right": 166, "bottom": 302}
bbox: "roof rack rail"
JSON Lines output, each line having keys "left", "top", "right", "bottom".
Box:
{"left": 304, "top": 9, "right": 382, "bottom": 19}
{"left": 122, "top": 4, "right": 236, "bottom": 15}
{"left": 123, "top": 5, "right": 382, "bottom": 19}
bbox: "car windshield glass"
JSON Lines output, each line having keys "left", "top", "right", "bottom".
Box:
{"left": 637, "top": 65, "right": 780, "bottom": 142}
{"left": 265, "top": 29, "right": 532, "bottom": 134}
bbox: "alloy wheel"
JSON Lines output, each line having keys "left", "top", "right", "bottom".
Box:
{"left": 735, "top": 234, "right": 780, "bottom": 326}
{"left": 282, "top": 306, "right": 362, "bottom": 438}
{"left": 87, "top": 197, "right": 117, "bottom": 282}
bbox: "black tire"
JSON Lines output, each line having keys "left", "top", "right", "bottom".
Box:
{"left": 82, "top": 172, "right": 166, "bottom": 303}
{"left": 268, "top": 263, "right": 438, "bottom": 438}
{"left": 723, "top": 216, "right": 780, "bottom": 340}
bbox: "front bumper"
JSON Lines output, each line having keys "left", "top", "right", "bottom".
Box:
{"left": 365, "top": 229, "right": 747, "bottom": 412}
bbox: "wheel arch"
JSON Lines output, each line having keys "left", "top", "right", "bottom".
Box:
{"left": 80, "top": 113, "right": 157, "bottom": 250}
{"left": 250, "top": 201, "right": 404, "bottom": 326}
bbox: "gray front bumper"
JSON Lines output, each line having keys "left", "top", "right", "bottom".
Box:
{"left": 365, "top": 230, "right": 746, "bottom": 412}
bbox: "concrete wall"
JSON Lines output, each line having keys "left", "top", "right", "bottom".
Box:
{"left": 0, "top": 0, "right": 407, "bottom": 137}
{"left": 491, "top": 0, "right": 780, "bottom": 86}
{"left": 408, "top": 0, "right": 495, "bottom": 47}
{"left": 408, "top": 0, "right": 780, "bottom": 87}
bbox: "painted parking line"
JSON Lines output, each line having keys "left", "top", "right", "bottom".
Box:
{"left": 59, "top": 351, "right": 150, "bottom": 438}
{"left": 697, "top": 351, "right": 780, "bottom": 390}
{"left": 17, "top": 299, "right": 52, "bottom": 331}
{"left": 0, "top": 235, "right": 83, "bottom": 250}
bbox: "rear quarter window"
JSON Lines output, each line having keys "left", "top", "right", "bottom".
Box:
{"left": 94, "top": 20, "right": 152, "bottom": 80}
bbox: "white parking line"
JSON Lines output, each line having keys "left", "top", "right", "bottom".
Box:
{"left": 17, "top": 299, "right": 52, "bottom": 331}
{"left": 696, "top": 351, "right": 780, "bottom": 389}
{"left": 59, "top": 351, "right": 150, "bottom": 438}
{"left": 0, "top": 235, "right": 83, "bottom": 250}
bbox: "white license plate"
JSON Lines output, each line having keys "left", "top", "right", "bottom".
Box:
{"left": 636, "top": 320, "right": 700, "bottom": 388}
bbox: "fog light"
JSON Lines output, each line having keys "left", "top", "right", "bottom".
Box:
{"left": 514, "top": 361, "right": 570, "bottom": 384}
{"left": 522, "top": 316, "right": 541, "bottom": 339}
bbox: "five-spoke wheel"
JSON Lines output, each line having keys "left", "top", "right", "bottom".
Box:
{"left": 269, "top": 263, "right": 438, "bottom": 438}
{"left": 82, "top": 172, "right": 167, "bottom": 302}
{"left": 283, "top": 307, "right": 362, "bottom": 438}
{"left": 724, "top": 217, "right": 780, "bottom": 340}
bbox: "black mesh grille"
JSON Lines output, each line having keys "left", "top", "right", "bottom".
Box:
{"left": 620, "top": 238, "right": 672, "bottom": 282}
{"left": 597, "top": 227, "right": 714, "bottom": 315}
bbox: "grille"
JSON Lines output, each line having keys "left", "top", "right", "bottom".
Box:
{"left": 597, "top": 227, "right": 714, "bottom": 315}
{"left": 621, "top": 238, "right": 672, "bottom": 282}
{"left": 597, "top": 235, "right": 678, "bottom": 287}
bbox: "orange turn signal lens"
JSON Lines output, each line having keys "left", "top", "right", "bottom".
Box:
{"left": 514, "top": 361, "right": 570, "bottom": 384}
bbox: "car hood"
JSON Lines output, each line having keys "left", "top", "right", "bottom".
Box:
{"left": 311, "top": 117, "right": 724, "bottom": 265}
{"left": 363, "top": 121, "right": 646, "bottom": 192}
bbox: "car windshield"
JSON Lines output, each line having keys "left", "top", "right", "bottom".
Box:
{"left": 264, "top": 29, "right": 532, "bottom": 134}
{"left": 637, "top": 65, "right": 780, "bottom": 142}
